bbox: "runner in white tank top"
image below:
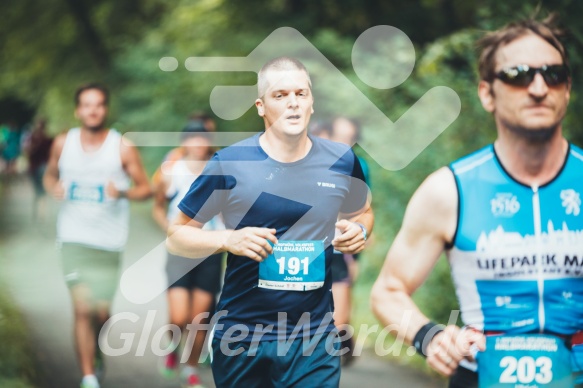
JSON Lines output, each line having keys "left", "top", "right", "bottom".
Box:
{"left": 57, "top": 127, "right": 130, "bottom": 251}
{"left": 44, "top": 84, "right": 151, "bottom": 388}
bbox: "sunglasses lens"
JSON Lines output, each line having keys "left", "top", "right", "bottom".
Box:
{"left": 497, "top": 65, "right": 569, "bottom": 87}
{"left": 498, "top": 67, "right": 534, "bottom": 86}
{"left": 542, "top": 65, "right": 569, "bottom": 86}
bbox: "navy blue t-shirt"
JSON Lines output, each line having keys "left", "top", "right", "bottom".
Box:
{"left": 178, "top": 133, "right": 368, "bottom": 341}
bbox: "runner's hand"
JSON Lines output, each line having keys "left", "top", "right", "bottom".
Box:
{"left": 106, "top": 181, "right": 121, "bottom": 199}
{"left": 426, "top": 325, "right": 486, "bottom": 377}
{"left": 52, "top": 181, "right": 66, "bottom": 201}
{"left": 332, "top": 220, "right": 365, "bottom": 254}
{"left": 223, "top": 227, "right": 278, "bottom": 262}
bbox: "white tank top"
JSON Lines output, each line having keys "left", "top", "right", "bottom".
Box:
{"left": 57, "top": 128, "right": 130, "bottom": 251}
{"left": 166, "top": 160, "right": 224, "bottom": 231}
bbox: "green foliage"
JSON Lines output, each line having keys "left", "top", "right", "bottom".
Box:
{"left": 0, "top": 0, "right": 167, "bottom": 134}
{"left": 0, "top": 288, "right": 36, "bottom": 387}
{"left": 2, "top": 0, "right": 583, "bottom": 357}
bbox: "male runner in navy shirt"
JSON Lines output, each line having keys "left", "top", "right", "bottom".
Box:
{"left": 167, "top": 56, "right": 374, "bottom": 387}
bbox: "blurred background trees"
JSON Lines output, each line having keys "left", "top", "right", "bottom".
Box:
{"left": 2, "top": 0, "right": 582, "bottom": 360}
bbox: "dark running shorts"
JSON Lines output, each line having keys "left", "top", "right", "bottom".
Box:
{"left": 211, "top": 333, "right": 341, "bottom": 388}
{"left": 60, "top": 243, "right": 121, "bottom": 302}
{"left": 330, "top": 252, "right": 353, "bottom": 284}
{"left": 166, "top": 252, "right": 223, "bottom": 294}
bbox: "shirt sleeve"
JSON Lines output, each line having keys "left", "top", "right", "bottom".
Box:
{"left": 340, "top": 150, "right": 369, "bottom": 215}
{"left": 177, "top": 154, "right": 232, "bottom": 224}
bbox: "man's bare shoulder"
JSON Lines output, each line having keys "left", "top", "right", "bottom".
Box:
{"left": 119, "top": 134, "right": 141, "bottom": 163}
{"left": 414, "top": 167, "right": 457, "bottom": 214}
{"left": 119, "top": 133, "right": 134, "bottom": 152}
{"left": 51, "top": 132, "right": 68, "bottom": 154}
{"left": 54, "top": 132, "right": 68, "bottom": 143}
{"left": 403, "top": 167, "right": 458, "bottom": 243}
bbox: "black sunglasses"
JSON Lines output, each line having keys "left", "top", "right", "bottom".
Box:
{"left": 495, "top": 64, "right": 570, "bottom": 87}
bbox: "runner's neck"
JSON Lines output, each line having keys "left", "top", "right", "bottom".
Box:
{"left": 259, "top": 130, "right": 312, "bottom": 163}
{"left": 79, "top": 127, "right": 110, "bottom": 153}
{"left": 493, "top": 134, "right": 568, "bottom": 187}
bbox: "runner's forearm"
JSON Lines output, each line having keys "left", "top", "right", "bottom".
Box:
{"left": 352, "top": 207, "right": 374, "bottom": 238}
{"left": 166, "top": 225, "right": 229, "bottom": 259}
{"left": 371, "top": 282, "right": 431, "bottom": 345}
{"left": 43, "top": 166, "right": 60, "bottom": 193}
{"left": 152, "top": 205, "right": 169, "bottom": 232}
{"left": 124, "top": 184, "right": 152, "bottom": 201}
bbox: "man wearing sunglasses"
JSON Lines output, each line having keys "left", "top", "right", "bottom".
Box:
{"left": 372, "top": 15, "right": 583, "bottom": 387}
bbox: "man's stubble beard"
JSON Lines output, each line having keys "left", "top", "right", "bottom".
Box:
{"left": 84, "top": 121, "right": 107, "bottom": 133}
{"left": 505, "top": 123, "right": 559, "bottom": 144}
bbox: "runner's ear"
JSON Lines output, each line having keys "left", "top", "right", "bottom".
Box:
{"left": 478, "top": 80, "right": 495, "bottom": 113}
{"left": 255, "top": 98, "right": 265, "bottom": 117}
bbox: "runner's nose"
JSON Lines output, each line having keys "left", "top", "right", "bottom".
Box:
{"left": 288, "top": 93, "right": 299, "bottom": 108}
{"left": 528, "top": 73, "right": 549, "bottom": 99}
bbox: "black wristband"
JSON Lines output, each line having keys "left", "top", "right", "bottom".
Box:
{"left": 412, "top": 321, "right": 444, "bottom": 357}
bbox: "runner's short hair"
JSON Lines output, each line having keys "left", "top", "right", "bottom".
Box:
{"left": 75, "top": 83, "right": 110, "bottom": 106}
{"left": 477, "top": 13, "right": 570, "bottom": 82}
{"left": 181, "top": 119, "right": 207, "bottom": 141}
{"left": 257, "top": 57, "right": 312, "bottom": 98}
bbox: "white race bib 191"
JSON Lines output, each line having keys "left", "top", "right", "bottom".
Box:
{"left": 258, "top": 240, "right": 325, "bottom": 291}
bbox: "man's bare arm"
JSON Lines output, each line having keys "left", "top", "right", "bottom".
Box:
{"left": 116, "top": 138, "right": 152, "bottom": 200}
{"left": 43, "top": 133, "right": 66, "bottom": 200}
{"left": 371, "top": 167, "right": 472, "bottom": 376}
{"left": 152, "top": 176, "right": 170, "bottom": 231}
